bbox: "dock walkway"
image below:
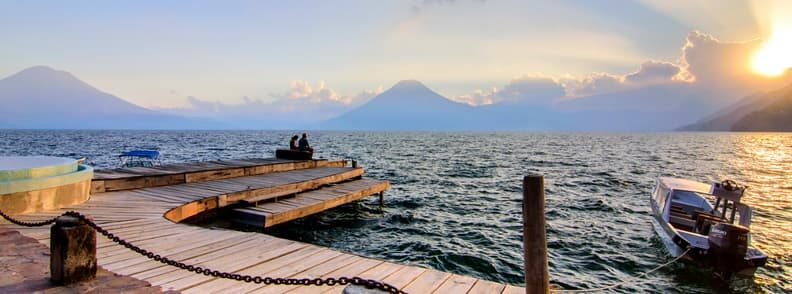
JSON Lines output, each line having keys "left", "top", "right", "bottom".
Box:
{"left": 1, "top": 158, "right": 523, "bottom": 293}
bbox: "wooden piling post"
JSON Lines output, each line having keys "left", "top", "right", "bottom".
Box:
{"left": 51, "top": 216, "right": 97, "bottom": 285}
{"left": 523, "top": 175, "right": 549, "bottom": 294}
{"left": 379, "top": 191, "right": 384, "bottom": 211}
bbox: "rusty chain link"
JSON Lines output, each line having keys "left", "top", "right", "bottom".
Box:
{"left": 1, "top": 209, "right": 406, "bottom": 293}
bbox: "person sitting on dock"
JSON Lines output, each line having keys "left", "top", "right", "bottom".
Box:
{"left": 289, "top": 135, "right": 299, "bottom": 150}
{"left": 298, "top": 133, "right": 314, "bottom": 153}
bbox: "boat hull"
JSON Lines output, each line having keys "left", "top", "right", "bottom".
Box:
{"left": 649, "top": 197, "right": 767, "bottom": 276}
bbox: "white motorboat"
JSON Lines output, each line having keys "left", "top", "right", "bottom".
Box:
{"left": 650, "top": 177, "right": 768, "bottom": 278}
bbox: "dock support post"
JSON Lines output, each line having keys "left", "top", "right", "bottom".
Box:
{"left": 523, "top": 175, "right": 549, "bottom": 294}
{"left": 51, "top": 216, "right": 97, "bottom": 285}
{"left": 352, "top": 160, "right": 358, "bottom": 168}
{"left": 379, "top": 191, "right": 384, "bottom": 211}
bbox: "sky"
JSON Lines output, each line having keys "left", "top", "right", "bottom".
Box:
{"left": 1, "top": 0, "right": 790, "bottom": 111}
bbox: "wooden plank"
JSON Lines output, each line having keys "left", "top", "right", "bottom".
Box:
{"left": 264, "top": 180, "right": 388, "bottom": 227}
{"left": 123, "top": 235, "right": 263, "bottom": 277}
{"left": 293, "top": 258, "right": 384, "bottom": 294}
{"left": 102, "top": 174, "right": 186, "bottom": 192}
{"left": 4, "top": 158, "right": 514, "bottom": 294}
{"left": 232, "top": 180, "right": 389, "bottom": 227}
{"left": 432, "top": 274, "right": 477, "bottom": 293}
{"left": 192, "top": 247, "right": 344, "bottom": 293}
{"left": 181, "top": 246, "right": 327, "bottom": 293}
{"left": 380, "top": 266, "right": 428, "bottom": 291}
{"left": 467, "top": 279, "right": 506, "bottom": 294}
{"left": 356, "top": 262, "right": 405, "bottom": 282}
{"left": 242, "top": 189, "right": 300, "bottom": 204}
{"left": 99, "top": 229, "right": 225, "bottom": 262}
{"left": 152, "top": 239, "right": 305, "bottom": 290}
{"left": 402, "top": 269, "right": 452, "bottom": 294}
{"left": 92, "top": 158, "right": 321, "bottom": 192}
{"left": 501, "top": 285, "right": 526, "bottom": 294}
{"left": 229, "top": 208, "right": 273, "bottom": 227}
{"left": 254, "top": 253, "right": 361, "bottom": 293}
{"left": 185, "top": 167, "right": 246, "bottom": 183}
{"left": 120, "top": 235, "right": 275, "bottom": 279}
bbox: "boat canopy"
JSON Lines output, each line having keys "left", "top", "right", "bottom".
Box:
{"left": 119, "top": 150, "right": 160, "bottom": 159}
{"left": 658, "top": 177, "right": 711, "bottom": 194}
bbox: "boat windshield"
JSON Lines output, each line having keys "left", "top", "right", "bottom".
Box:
{"left": 670, "top": 190, "right": 712, "bottom": 211}
{"left": 653, "top": 183, "right": 671, "bottom": 212}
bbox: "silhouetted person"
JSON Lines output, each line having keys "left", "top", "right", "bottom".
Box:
{"left": 289, "top": 135, "right": 299, "bottom": 150}
{"left": 298, "top": 133, "right": 313, "bottom": 152}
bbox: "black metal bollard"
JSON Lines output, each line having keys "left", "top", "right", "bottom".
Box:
{"left": 50, "top": 215, "right": 97, "bottom": 285}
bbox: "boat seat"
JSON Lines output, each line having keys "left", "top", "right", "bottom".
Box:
{"left": 693, "top": 211, "right": 723, "bottom": 234}
{"left": 670, "top": 202, "right": 697, "bottom": 215}
{"left": 670, "top": 215, "right": 696, "bottom": 231}
{"left": 670, "top": 208, "right": 692, "bottom": 220}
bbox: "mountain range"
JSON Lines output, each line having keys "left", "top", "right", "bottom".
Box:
{"left": 0, "top": 66, "right": 219, "bottom": 129}
{"left": 0, "top": 66, "right": 789, "bottom": 131}
{"left": 678, "top": 83, "right": 792, "bottom": 131}
{"left": 323, "top": 80, "right": 735, "bottom": 131}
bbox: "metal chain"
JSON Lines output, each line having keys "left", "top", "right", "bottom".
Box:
{"left": 0, "top": 209, "right": 404, "bottom": 293}
{"left": 0, "top": 209, "right": 59, "bottom": 227}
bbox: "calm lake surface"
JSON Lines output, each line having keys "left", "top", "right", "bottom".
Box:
{"left": 1, "top": 130, "right": 789, "bottom": 293}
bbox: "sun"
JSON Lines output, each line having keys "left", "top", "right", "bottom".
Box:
{"left": 751, "top": 27, "right": 792, "bottom": 77}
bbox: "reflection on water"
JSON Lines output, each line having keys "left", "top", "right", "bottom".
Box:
{"left": 725, "top": 134, "right": 792, "bottom": 292}
{"left": 0, "top": 130, "right": 789, "bottom": 293}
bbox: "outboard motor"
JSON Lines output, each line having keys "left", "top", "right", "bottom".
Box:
{"left": 708, "top": 223, "right": 749, "bottom": 277}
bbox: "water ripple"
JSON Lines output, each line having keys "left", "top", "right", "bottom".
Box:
{"left": 1, "top": 130, "right": 789, "bottom": 293}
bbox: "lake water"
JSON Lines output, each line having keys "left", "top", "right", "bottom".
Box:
{"left": 1, "top": 130, "right": 789, "bottom": 293}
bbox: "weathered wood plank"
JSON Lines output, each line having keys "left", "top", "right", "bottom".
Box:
{"left": 402, "top": 269, "right": 452, "bottom": 294}
{"left": 92, "top": 158, "right": 327, "bottom": 192}
{"left": 181, "top": 246, "right": 327, "bottom": 293}
{"left": 4, "top": 158, "right": 516, "bottom": 294}
{"left": 467, "top": 279, "right": 507, "bottom": 294}
{"left": 432, "top": 274, "right": 477, "bottom": 293}
{"left": 501, "top": 284, "right": 526, "bottom": 294}
{"left": 231, "top": 179, "right": 389, "bottom": 228}
{"left": 254, "top": 253, "right": 361, "bottom": 293}
{"left": 381, "top": 266, "right": 428, "bottom": 291}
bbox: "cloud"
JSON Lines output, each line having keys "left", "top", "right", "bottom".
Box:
{"left": 461, "top": 30, "right": 792, "bottom": 104}
{"left": 160, "top": 81, "right": 382, "bottom": 125}
{"left": 454, "top": 76, "right": 565, "bottom": 106}
{"left": 624, "top": 60, "right": 684, "bottom": 84}
{"left": 680, "top": 31, "right": 757, "bottom": 83}
{"left": 495, "top": 76, "right": 566, "bottom": 104}
{"left": 455, "top": 88, "right": 496, "bottom": 106}
{"left": 562, "top": 61, "right": 687, "bottom": 97}
{"left": 675, "top": 30, "right": 791, "bottom": 96}
{"left": 560, "top": 72, "right": 624, "bottom": 97}
{"left": 285, "top": 80, "right": 363, "bottom": 105}
{"left": 459, "top": 61, "right": 687, "bottom": 104}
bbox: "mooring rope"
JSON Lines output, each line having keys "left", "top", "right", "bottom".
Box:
{"left": 552, "top": 248, "right": 692, "bottom": 293}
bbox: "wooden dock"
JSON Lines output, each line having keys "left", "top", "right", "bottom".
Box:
{"left": 1, "top": 158, "right": 524, "bottom": 293}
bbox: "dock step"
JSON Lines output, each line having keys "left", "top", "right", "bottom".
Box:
{"left": 231, "top": 179, "right": 389, "bottom": 228}
{"left": 240, "top": 189, "right": 300, "bottom": 205}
